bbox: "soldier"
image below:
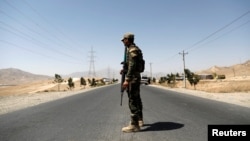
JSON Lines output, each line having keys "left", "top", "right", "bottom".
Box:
{"left": 121, "top": 32, "right": 144, "bottom": 132}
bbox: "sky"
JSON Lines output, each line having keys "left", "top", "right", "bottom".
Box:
{"left": 0, "top": 0, "right": 250, "bottom": 78}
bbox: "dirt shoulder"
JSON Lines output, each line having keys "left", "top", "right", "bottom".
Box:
{"left": 0, "top": 79, "right": 108, "bottom": 115}
{"left": 150, "top": 84, "right": 250, "bottom": 108}
{"left": 0, "top": 85, "right": 107, "bottom": 115}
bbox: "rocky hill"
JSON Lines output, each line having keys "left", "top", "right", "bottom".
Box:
{"left": 0, "top": 68, "right": 51, "bottom": 85}
{"left": 197, "top": 60, "right": 250, "bottom": 78}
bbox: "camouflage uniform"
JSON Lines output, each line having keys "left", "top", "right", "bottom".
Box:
{"left": 121, "top": 32, "right": 143, "bottom": 132}
{"left": 125, "top": 43, "right": 143, "bottom": 126}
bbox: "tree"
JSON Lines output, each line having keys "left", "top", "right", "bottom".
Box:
{"left": 191, "top": 74, "right": 200, "bottom": 90}
{"left": 91, "top": 78, "right": 96, "bottom": 87}
{"left": 112, "top": 78, "right": 118, "bottom": 83}
{"left": 87, "top": 79, "right": 91, "bottom": 86}
{"left": 54, "top": 74, "right": 64, "bottom": 91}
{"left": 159, "top": 77, "right": 167, "bottom": 84}
{"left": 184, "top": 69, "right": 200, "bottom": 90}
{"left": 152, "top": 77, "right": 156, "bottom": 83}
{"left": 148, "top": 77, "right": 151, "bottom": 84}
{"left": 166, "top": 73, "right": 176, "bottom": 84}
{"left": 80, "top": 77, "right": 86, "bottom": 88}
{"left": 176, "top": 73, "right": 180, "bottom": 77}
{"left": 68, "top": 77, "right": 75, "bottom": 90}
{"left": 100, "top": 79, "right": 105, "bottom": 85}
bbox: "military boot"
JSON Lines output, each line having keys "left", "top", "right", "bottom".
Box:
{"left": 129, "top": 120, "right": 143, "bottom": 127}
{"left": 138, "top": 120, "right": 144, "bottom": 127}
{"left": 122, "top": 115, "right": 140, "bottom": 133}
{"left": 138, "top": 113, "right": 143, "bottom": 127}
{"left": 122, "top": 124, "right": 140, "bottom": 133}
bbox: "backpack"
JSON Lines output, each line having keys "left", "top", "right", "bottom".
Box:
{"left": 136, "top": 48, "right": 145, "bottom": 73}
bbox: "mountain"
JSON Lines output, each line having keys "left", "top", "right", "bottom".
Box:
{"left": 63, "top": 71, "right": 89, "bottom": 78}
{"left": 1, "top": 60, "right": 249, "bottom": 85}
{"left": 196, "top": 60, "right": 250, "bottom": 78}
{"left": 64, "top": 68, "right": 120, "bottom": 79}
{"left": 0, "top": 68, "right": 52, "bottom": 85}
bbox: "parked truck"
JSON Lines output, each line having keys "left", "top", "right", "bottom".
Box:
{"left": 141, "top": 76, "right": 149, "bottom": 85}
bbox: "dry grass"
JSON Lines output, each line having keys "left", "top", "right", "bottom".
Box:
{"left": 1, "top": 79, "right": 249, "bottom": 97}
{"left": 0, "top": 79, "right": 100, "bottom": 97}
{"left": 0, "top": 80, "right": 56, "bottom": 96}
{"left": 161, "top": 79, "right": 250, "bottom": 93}
{"left": 189, "top": 80, "right": 250, "bottom": 93}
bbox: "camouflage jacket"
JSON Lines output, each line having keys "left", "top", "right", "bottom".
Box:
{"left": 125, "top": 44, "right": 141, "bottom": 82}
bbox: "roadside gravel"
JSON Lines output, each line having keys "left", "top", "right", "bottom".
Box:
{"left": 0, "top": 88, "right": 95, "bottom": 115}
{"left": 150, "top": 85, "right": 250, "bottom": 108}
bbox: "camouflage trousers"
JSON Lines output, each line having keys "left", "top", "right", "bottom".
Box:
{"left": 127, "top": 82, "right": 143, "bottom": 124}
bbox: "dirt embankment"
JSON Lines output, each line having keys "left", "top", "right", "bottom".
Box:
{"left": 0, "top": 79, "right": 91, "bottom": 97}
{"left": 158, "top": 77, "right": 250, "bottom": 93}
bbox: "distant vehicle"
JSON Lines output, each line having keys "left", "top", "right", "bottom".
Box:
{"left": 141, "top": 76, "right": 149, "bottom": 85}
{"left": 102, "top": 78, "right": 112, "bottom": 83}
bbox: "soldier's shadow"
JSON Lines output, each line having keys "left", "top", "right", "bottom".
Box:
{"left": 140, "top": 122, "right": 184, "bottom": 132}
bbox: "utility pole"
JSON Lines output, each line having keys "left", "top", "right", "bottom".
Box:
{"left": 88, "top": 47, "right": 96, "bottom": 78}
{"left": 179, "top": 50, "right": 188, "bottom": 88}
{"left": 107, "top": 66, "right": 110, "bottom": 79}
{"left": 149, "top": 62, "right": 153, "bottom": 80}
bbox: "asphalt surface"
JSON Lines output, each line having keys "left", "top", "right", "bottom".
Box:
{"left": 0, "top": 84, "right": 250, "bottom": 141}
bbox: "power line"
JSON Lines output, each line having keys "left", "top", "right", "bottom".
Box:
{"left": 0, "top": 22, "right": 83, "bottom": 61}
{"left": 175, "top": 10, "right": 250, "bottom": 82}
{"left": 0, "top": 2, "right": 86, "bottom": 62}
{"left": 188, "top": 19, "right": 250, "bottom": 53}
{"left": 0, "top": 9, "right": 47, "bottom": 39}
{"left": 22, "top": 0, "right": 86, "bottom": 55}
{"left": 184, "top": 10, "right": 250, "bottom": 52}
{"left": 0, "top": 40, "right": 83, "bottom": 65}
{"left": 2, "top": 0, "right": 85, "bottom": 56}
{"left": 159, "top": 10, "right": 250, "bottom": 67}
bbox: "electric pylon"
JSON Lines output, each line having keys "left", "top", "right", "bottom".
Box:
{"left": 88, "top": 47, "right": 96, "bottom": 77}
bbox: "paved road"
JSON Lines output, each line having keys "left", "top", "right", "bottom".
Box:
{"left": 0, "top": 84, "right": 250, "bottom": 141}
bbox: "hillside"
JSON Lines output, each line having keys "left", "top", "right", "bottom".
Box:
{"left": 0, "top": 68, "right": 51, "bottom": 85}
{"left": 158, "top": 60, "right": 250, "bottom": 93}
{"left": 0, "top": 60, "right": 250, "bottom": 95}
{"left": 197, "top": 60, "right": 250, "bottom": 79}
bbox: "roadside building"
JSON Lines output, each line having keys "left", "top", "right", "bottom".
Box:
{"left": 198, "top": 74, "right": 214, "bottom": 80}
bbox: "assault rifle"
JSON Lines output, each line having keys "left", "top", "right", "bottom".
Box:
{"left": 120, "top": 46, "right": 127, "bottom": 106}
